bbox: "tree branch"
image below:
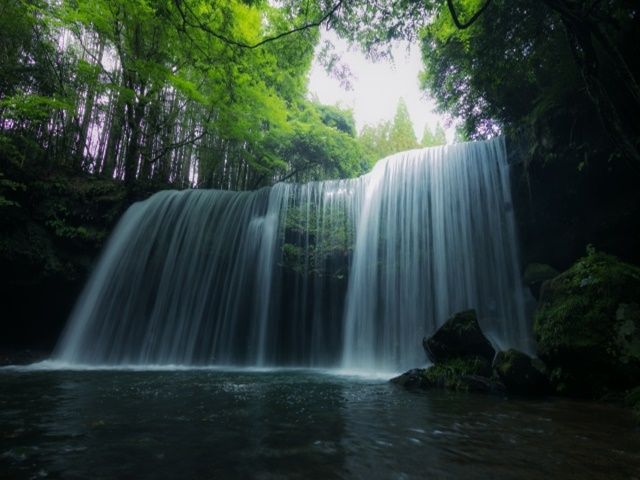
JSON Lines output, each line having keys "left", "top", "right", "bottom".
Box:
{"left": 173, "top": 0, "right": 343, "bottom": 49}
{"left": 146, "top": 130, "right": 206, "bottom": 164}
{"left": 446, "top": 0, "right": 492, "bottom": 29}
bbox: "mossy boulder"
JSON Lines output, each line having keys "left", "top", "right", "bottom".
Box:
{"left": 422, "top": 356, "right": 495, "bottom": 391}
{"left": 493, "top": 349, "right": 549, "bottom": 395}
{"left": 389, "top": 368, "right": 425, "bottom": 389}
{"left": 524, "top": 263, "right": 560, "bottom": 299}
{"left": 626, "top": 387, "right": 640, "bottom": 424}
{"left": 391, "top": 357, "right": 504, "bottom": 393}
{"left": 423, "top": 309, "right": 495, "bottom": 364}
{"left": 534, "top": 247, "right": 640, "bottom": 396}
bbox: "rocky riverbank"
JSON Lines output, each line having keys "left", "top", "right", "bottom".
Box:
{"left": 392, "top": 248, "right": 640, "bottom": 423}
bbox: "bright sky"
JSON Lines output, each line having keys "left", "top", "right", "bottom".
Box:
{"left": 308, "top": 29, "right": 449, "bottom": 141}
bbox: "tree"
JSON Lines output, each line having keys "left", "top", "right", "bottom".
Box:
{"left": 275, "top": 101, "right": 365, "bottom": 183}
{"left": 1, "top": 0, "right": 370, "bottom": 189}
{"left": 388, "top": 98, "right": 419, "bottom": 153}
{"left": 330, "top": 0, "right": 639, "bottom": 168}
{"left": 358, "top": 121, "right": 391, "bottom": 166}
{"left": 418, "top": 0, "right": 640, "bottom": 173}
{"left": 358, "top": 98, "right": 419, "bottom": 164}
{"left": 421, "top": 123, "right": 446, "bottom": 147}
{"left": 277, "top": 0, "right": 639, "bottom": 169}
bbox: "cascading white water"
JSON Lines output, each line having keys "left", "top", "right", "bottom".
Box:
{"left": 342, "top": 138, "right": 530, "bottom": 370}
{"left": 55, "top": 137, "right": 531, "bottom": 370}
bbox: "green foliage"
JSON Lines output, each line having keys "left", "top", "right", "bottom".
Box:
{"left": 0, "top": 0, "right": 366, "bottom": 189}
{"left": 626, "top": 386, "right": 640, "bottom": 423}
{"left": 0, "top": 94, "right": 72, "bottom": 123}
{"left": 0, "top": 173, "right": 26, "bottom": 208}
{"left": 315, "top": 1, "right": 640, "bottom": 164}
{"left": 315, "top": 104, "right": 356, "bottom": 136}
{"left": 420, "top": 0, "right": 567, "bottom": 139}
{"left": 281, "top": 198, "right": 353, "bottom": 278}
{"left": 421, "top": 123, "right": 446, "bottom": 147}
{"left": 358, "top": 97, "right": 419, "bottom": 165}
{"left": 0, "top": 170, "right": 131, "bottom": 286}
{"left": 274, "top": 101, "right": 367, "bottom": 183}
{"left": 388, "top": 98, "right": 418, "bottom": 152}
{"left": 422, "top": 356, "right": 490, "bottom": 391}
{"left": 523, "top": 263, "right": 559, "bottom": 286}
{"left": 418, "top": 0, "right": 640, "bottom": 167}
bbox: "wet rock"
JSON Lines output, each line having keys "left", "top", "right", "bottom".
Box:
{"left": 534, "top": 247, "right": 640, "bottom": 396}
{"left": 391, "top": 359, "right": 508, "bottom": 395}
{"left": 0, "top": 349, "right": 49, "bottom": 366}
{"left": 459, "top": 375, "right": 506, "bottom": 394}
{"left": 423, "top": 309, "right": 495, "bottom": 364}
{"left": 626, "top": 387, "right": 640, "bottom": 425}
{"left": 523, "top": 263, "right": 559, "bottom": 299}
{"left": 421, "top": 356, "right": 493, "bottom": 391}
{"left": 493, "top": 349, "right": 548, "bottom": 395}
{"left": 390, "top": 368, "right": 425, "bottom": 389}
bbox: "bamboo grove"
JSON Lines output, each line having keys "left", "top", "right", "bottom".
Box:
{"left": 0, "top": 0, "right": 373, "bottom": 189}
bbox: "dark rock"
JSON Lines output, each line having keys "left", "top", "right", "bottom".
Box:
{"left": 423, "top": 309, "right": 495, "bottom": 364}
{"left": 626, "top": 387, "right": 640, "bottom": 424}
{"left": 390, "top": 368, "right": 425, "bottom": 389}
{"left": 0, "top": 349, "right": 49, "bottom": 366}
{"left": 523, "top": 263, "right": 559, "bottom": 299}
{"left": 459, "top": 375, "right": 506, "bottom": 394}
{"left": 493, "top": 349, "right": 549, "bottom": 395}
{"left": 0, "top": 167, "right": 162, "bottom": 351}
{"left": 534, "top": 247, "right": 640, "bottom": 397}
{"left": 391, "top": 358, "right": 507, "bottom": 395}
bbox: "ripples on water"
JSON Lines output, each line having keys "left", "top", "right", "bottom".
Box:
{"left": 1, "top": 368, "right": 639, "bottom": 479}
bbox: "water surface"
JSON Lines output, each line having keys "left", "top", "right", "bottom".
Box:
{"left": 1, "top": 368, "right": 639, "bottom": 479}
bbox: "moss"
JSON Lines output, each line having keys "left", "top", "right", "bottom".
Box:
{"left": 523, "top": 263, "right": 559, "bottom": 285}
{"left": 615, "top": 303, "right": 640, "bottom": 365}
{"left": 449, "top": 310, "right": 479, "bottom": 334}
{"left": 281, "top": 243, "right": 305, "bottom": 274}
{"left": 533, "top": 246, "right": 640, "bottom": 395}
{"left": 0, "top": 168, "right": 137, "bottom": 286}
{"left": 625, "top": 387, "right": 640, "bottom": 423}
{"left": 422, "top": 356, "right": 491, "bottom": 391}
{"left": 280, "top": 202, "right": 353, "bottom": 278}
{"left": 493, "top": 349, "right": 548, "bottom": 395}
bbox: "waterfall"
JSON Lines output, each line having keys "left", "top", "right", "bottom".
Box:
{"left": 54, "top": 137, "right": 531, "bottom": 370}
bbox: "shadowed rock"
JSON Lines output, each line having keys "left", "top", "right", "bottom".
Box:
{"left": 423, "top": 310, "right": 495, "bottom": 364}
{"left": 534, "top": 248, "right": 640, "bottom": 396}
{"left": 493, "top": 349, "right": 548, "bottom": 395}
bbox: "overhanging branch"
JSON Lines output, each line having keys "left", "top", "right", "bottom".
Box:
{"left": 173, "top": 0, "right": 343, "bottom": 49}
{"left": 446, "top": 0, "right": 492, "bottom": 29}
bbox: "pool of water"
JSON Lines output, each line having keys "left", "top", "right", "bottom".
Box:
{"left": 1, "top": 367, "right": 639, "bottom": 479}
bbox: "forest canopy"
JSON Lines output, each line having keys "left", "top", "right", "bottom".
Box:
{"left": 0, "top": 0, "right": 368, "bottom": 189}
{"left": 1, "top": 0, "right": 638, "bottom": 191}
{"left": 323, "top": 0, "right": 639, "bottom": 170}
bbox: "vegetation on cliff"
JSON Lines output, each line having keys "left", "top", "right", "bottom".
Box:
{"left": 534, "top": 247, "right": 640, "bottom": 397}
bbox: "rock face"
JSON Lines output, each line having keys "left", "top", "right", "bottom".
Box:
{"left": 393, "top": 309, "right": 552, "bottom": 397}
{"left": 390, "top": 359, "right": 505, "bottom": 393}
{"left": 493, "top": 349, "right": 548, "bottom": 395}
{"left": 523, "top": 263, "right": 559, "bottom": 299}
{"left": 391, "top": 310, "right": 510, "bottom": 394}
{"left": 0, "top": 167, "right": 164, "bottom": 352}
{"left": 421, "top": 357, "right": 498, "bottom": 392}
{"left": 626, "top": 387, "right": 640, "bottom": 424}
{"left": 534, "top": 248, "right": 640, "bottom": 396}
{"left": 423, "top": 309, "right": 496, "bottom": 364}
{"left": 390, "top": 369, "right": 424, "bottom": 389}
